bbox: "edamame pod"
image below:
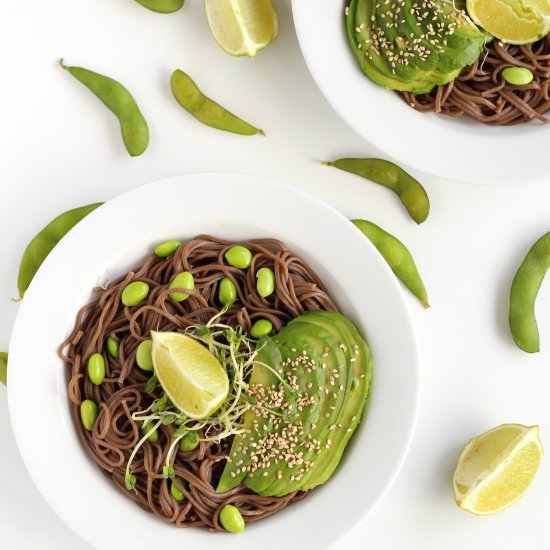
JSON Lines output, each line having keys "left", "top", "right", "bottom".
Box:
{"left": 134, "top": 0, "right": 184, "bottom": 13}
{"left": 136, "top": 340, "right": 154, "bottom": 371}
{"left": 219, "top": 504, "right": 245, "bottom": 533}
{"left": 60, "top": 60, "right": 149, "bottom": 157}
{"left": 179, "top": 431, "right": 200, "bottom": 452}
{"left": 256, "top": 267, "right": 275, "bottom": 297}
{"left": 0, "top": 352, "right": 7, "bottom": 386}
{"left": 352, "top": 219, "right": 429, "bottom": 308}
{"left": 122, "top": 281, "right": 150, "bottom": 306}
{"left": 87, "top": 353, "right": 106, "bottom": 385}
{"left": 219, "top": 277, "right": 237, "bottom": 307}
{"left": 170, "top": 69, "right": 264, "bottom": 136}
{"left": 17, "top": 203, "right": 103, "bottom": 299}
{"left": 106, "top": 336, "right": 120, "bottom": 359}
{"left": 509, "top": 231, "right": 550, "bottom": 353}
{"left": 80, "top": 399, "right": 99, "bottom": 431}
{"left": 324, "top": 159, "right": 430, "bottom": 224}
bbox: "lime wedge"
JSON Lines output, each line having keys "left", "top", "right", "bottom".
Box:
{"left": 453, "top": 423, "right": 543, "bottom": 514}
{"left": 205, "top": 0, "right": 278, "bottom": 57}
{"left": 151, "top": 331, "right": 229, "bottom": 419}
{"left": 466, "top": 0, "right": 550, "bottom": 44}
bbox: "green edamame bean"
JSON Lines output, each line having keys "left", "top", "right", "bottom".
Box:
{"left": 250, "top": 319, "right": 273, "bottom": 339}
{"left": 170, "top": 69, "right": 263, "bottom": 136}
{"left": 502, "top": 67, "right": 534, "bottom": 86}
{"left": 60, "top": 60, "right": 149, "bottom": 157}
{"left": 324, "top": 159, "right": 429, "bottom": 224}
{"left": 87, "top": 353, "right": 106, "bottom": 385}
{"left": 136, "top": 340, "right": 154, "bottom": 371}
{"left": 134, "top": 0, "right": 184, "bottom": 14}
{"left": 17, "top": 203, "right": 103, "bottom": 299}
{"left": 219, "top": 504, "right": 245, "bottom": 533}
{"left": 352, "top": 219, "right": 429, "bottom": 308}
{"left": 170, "top": 476, "right": 187, "bottom": 501}
{"left": 256, "top": 267, "right": 275, "bottom": 297}
{"left": 142, "top": 421, "right": 159, "bottom": 443}
{"left": 80, "top": 399, "right": 98, "bottom": 431}
{"left": 219, "top": 277, "right": 237, "bottom": 307}
{"left": 225, "top": 246, "right": 252, "bottom": 269}
{"left": 179, "top": 431, "right": 200, "bottom": 452}
{"left": 106, "top": 336, "right": 120, "bottom": 359}
{"left": 122, "top": 281, "right": 150, "bottom": 306}
{"left": 0, "top": 352, "right": 8, "bottom": 386}
{"left": 169, "top": 272, "right": 195, "bottom": 302}
{"left": 509, "top": 231, "right": 550, "bottom": 353}
{"left": 154, "top": 240, "right": 181, "bottom": 257}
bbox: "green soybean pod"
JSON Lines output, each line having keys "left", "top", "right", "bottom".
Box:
{"left": 179, "top": 431, "right": 200, "bottom": 452}
{"left": 225, "top": 246, "right": 252, "bottom": 269}
{"left": 352, "top": 219, "right": 429, "bottom": 308}
{"left": 121, "top": 281, "right": 150, "bottom": 306}
{"left": 509, "top": 231, "right": 550, "bottom": 353}
{"left": 219, "top": 277, "right": 237, "bottom": 307}
{"left": 256, "top": 267, "right": 275, "bottom": 297}
{"left": 154, "top": 240, "right": 181, "bottom": 257}
{"left": 134, "top": 0, "right": 184, "bottom": 13}
{"left": 324, "top": 159, "right": 430, "bottom": 224}
{"left": 60, "top": 60, "right": 149, "bottom": 157}
{"left": 106, "top": 336, "right": 120, "bottom": 359}
{"left": 80, "top": 399, "right": 99, "bottom": 431}
{"left": 136, "top": 340, "right": 154, "bottom": 371}
{"left": 250, "top": 319, "right": 273, "bottom": 339}
{"left": 17, "top": 203, "right": 103, "bottom": 299}
{"left": 170, "top": 476, "right": 187, "bottom": 501}
{"left": 0, "top": 352, "right": 7, "bottom": 386}
{"left": 219, "top": 504, "right": 245, "bottom": 533}
{"left": 142, "top": 421, "right": 159, "bottom": 443}
{"left": 87, "top": 353, "right": 106, "bottom": 385}
{"left": 170, "top": 69, "right": 263, "bottom": 136}
{"left": 169, "top": 272, "right": 195, "bottom": 302}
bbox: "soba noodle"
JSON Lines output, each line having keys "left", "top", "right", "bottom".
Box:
{"left": 59, "top": 235, "right": 337, "bottom": 530}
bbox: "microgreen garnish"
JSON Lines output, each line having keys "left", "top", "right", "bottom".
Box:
{"left": 145, "top": 375, "right": 157, "bottom": 393}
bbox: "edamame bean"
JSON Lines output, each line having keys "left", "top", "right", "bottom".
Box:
{"left": 60, "top": 60, "right": 149, "bottom": 157}
{"left": 250, "top": 319, "right": 273, "bottom": 339}
{"left": 17, "top": 203, "right": 103, "bottom": 299}
{"left": 170, "top": 69, "right": 263, "bottom": 136}
{"left": 502, "top": 67, "right": 534, "bottom": 86}
{"left": 0, "top": 352, "right": 7, "bottom": 386}
{"left": 134, "top": 0, "right": 184, "bottom": 14}
{"left": 324, "top": 159, "right": 430, "bottom": 224}
{"left": 122, "top": 281, "right": 150, "bottom": 307}
{"left": 219, "top": 504, "right": 245, "bottom": 533}
{"left": 154, "top": 240, "right": 181, "bottom": 257}
{"left": 136, "top": 340, "right": 154, "bottom": 371}
{"left": 106, "top": 336, "right": 120, "bottom": 359}
{"left": 509, "top": 231, "right": 550, "bottom": 353}
{"left": 170, "top": 476, "right": 187, "bottom": 501}
{"left": 142, "top": 421, "right": 159, "bottom": 443}
{"left": 256, "top": 267, "right": 275, "bottom": 297}
{"left": 352, "top": 219, "right": 429, "bottom": 308}
{"left": 225, "top": 246, "right": 252, "bottom": 269}
{"left": 219, "top": 277, "right": 237, "bottom": 307}
{"left": 80, "top": 399, "right": 98, "bottom": 431}
{"left": 179, "top": 431, "right": 200, "bottom": 452}
{"left": 87, "top": 353, "right": 106, "bottom": 385}
{"left": 169, "top": 272, "right": 195, "bottom": 302}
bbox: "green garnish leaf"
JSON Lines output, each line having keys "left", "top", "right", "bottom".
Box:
{"left": 162, "top": 414, "right": 177, "bottom": 425}
{"left": 194, "top": 325, "right": 209, "bottom": 337}
{"left": 174, "top": 425, "right": 188, "bottom": 438}
{"left": 162, "top": 465, "right": 175, "bottom": 479}
{"left": 125, "top": 472, "right": 137, "bottom": 490}
{"left": 151, "top": 394, "right": 168, "bottom": 412}
{"left": 145, "top": 375, "right": 157, "bottom": 393}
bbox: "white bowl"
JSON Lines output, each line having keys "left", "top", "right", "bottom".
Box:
{"left": 8, "top": 172, "right": 419, "bottom": 550}
{"left": 292, "top": 0, "right": 550, "bottom": 185}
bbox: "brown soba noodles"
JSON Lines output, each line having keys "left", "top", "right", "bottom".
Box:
{"left": 403, "top": 36, "right": 550, "bottom": 124}
{"left": 59, "top": 235, "right": 337, "bottom": 530}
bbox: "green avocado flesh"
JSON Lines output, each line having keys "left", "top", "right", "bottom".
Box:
{"left": 346, "top": 0, "right": 485, "bottom": 93}
{"left": 216, "top": 311, "right": 372, "bottom": 497}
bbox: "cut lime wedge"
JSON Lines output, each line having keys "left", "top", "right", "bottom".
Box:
{"left": 151, "top": 331, "right": 229, "bottom": 419}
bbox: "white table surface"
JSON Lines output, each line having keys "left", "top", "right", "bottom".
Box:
{"left": 2, "top": 1, "right": 550, "bottom": 548}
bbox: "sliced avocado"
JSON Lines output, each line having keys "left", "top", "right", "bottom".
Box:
{"left": 347, "top": 0, "right": 485, "bottom": 93}
{"left": 257, "top": 327, "right": 346, "bottom": 496}
{"left": 216, "top": 339, "right": 281, "bottom": 493}
{"left": 289, "top": 312, "right": 372, "bottom": 489}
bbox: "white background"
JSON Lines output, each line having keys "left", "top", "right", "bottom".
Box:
{"left": 2, "top": 1, "right": 550, "bottom": 548}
